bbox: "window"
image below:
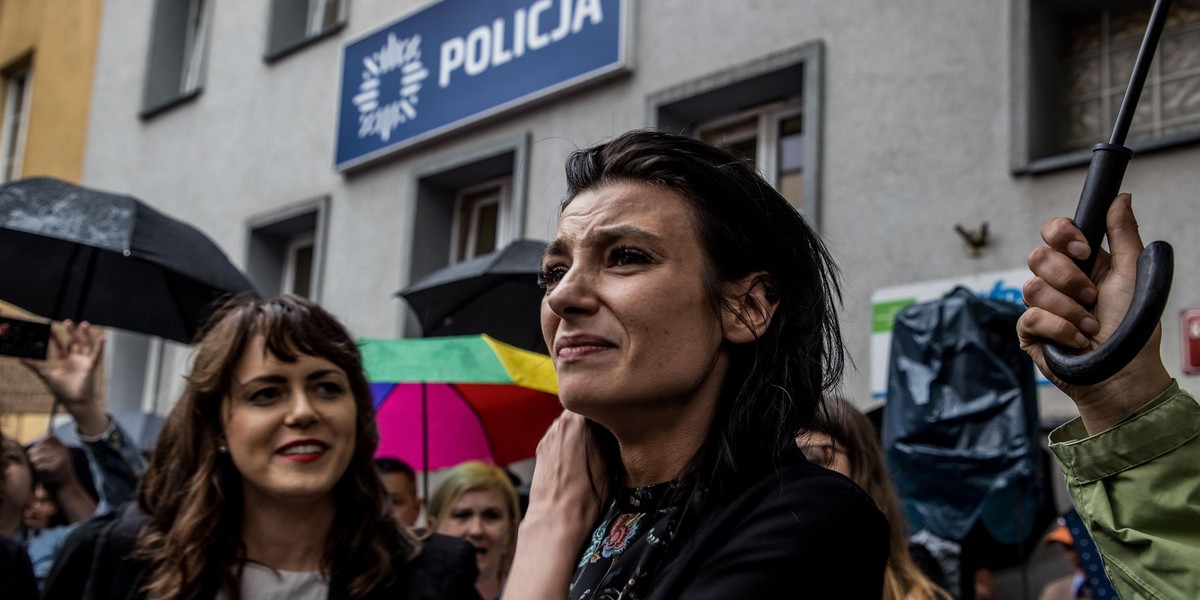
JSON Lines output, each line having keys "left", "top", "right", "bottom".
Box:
{"left": 281, "top": 232, "right": 316, "bottom": 298}
{"left": 649, "top": 43, "right": 824, "bottom": 226}
{"left": 247, "top": 198, "right": 328, "bottom": 301}
{"left": 453, "top": 178, "right": 510, "bottom": 263}
{"left": 1, "top": 65, "right": 31, "bottom": 183}
{"left": 406, "top": 134, "right": 529, "bottom": 335}
{"left": 265, "top": 0, "right": 348, "bottom": 62}
{"left": 696, "top": 101, "right": 805, "bottom": 211}
{"left": 142, "top": 0, "right": 212, "bottom": 117}
{"left": 1015, "top": 0, "right": 1200, "bottom": 172}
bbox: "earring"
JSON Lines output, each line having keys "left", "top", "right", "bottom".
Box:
{"left": 218, "top": 443, "right": 229, "bottom": 453}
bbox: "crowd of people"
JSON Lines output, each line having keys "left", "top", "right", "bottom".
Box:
{"left": 1, "top": 130, "right": 1195, "bottom": 599}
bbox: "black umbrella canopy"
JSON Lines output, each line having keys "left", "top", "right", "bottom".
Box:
{"left": 0, "top": 177, "right": 257, "bottom": 343}
{"left": 399, "top": 239, "right": 548, "bottom": 353}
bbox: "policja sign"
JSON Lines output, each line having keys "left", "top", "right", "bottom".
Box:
{"left": 335, "top": 0, "right": 629, "bottom": 170}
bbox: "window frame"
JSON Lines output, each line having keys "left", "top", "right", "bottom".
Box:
{"left": 246, "top": 196, "right": 329, "bottom": 303}
{"left": 140, "top": 0, "right": 212, "bottom": 119}
{"left": 281, "top": 231, "right": 317, "bottom": 298}
{"left": 647, "top": 42, "right": 825, "bottom": 228}
{"left": 264, "top": 0, "right": 348, "bottom": 63}
{"left": 1, "top": 65, "right": 32, "bottom": 183}
{"left": 1011, "top": 0, "right": 1200, "bottom": 174}
{"left": 695, "top": 99, "right": 805, "bottom": 193}
{"left": 451, "top": 177, "right": 512, "bottom": 264}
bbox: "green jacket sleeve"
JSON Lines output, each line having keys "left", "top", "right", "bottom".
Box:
{"left": 1048, "top": 382, "right": 1200, "bottom": 600}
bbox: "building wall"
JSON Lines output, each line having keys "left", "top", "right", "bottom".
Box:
{"left": 83, "top": 0, "right": 1200, "bottom": 414}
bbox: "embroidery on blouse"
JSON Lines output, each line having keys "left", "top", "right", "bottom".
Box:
{"left": 601, "top": 513, "right": 644, "bottom": 558}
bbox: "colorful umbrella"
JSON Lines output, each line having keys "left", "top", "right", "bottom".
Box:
{"left": 359, "top": 334, "right": 561, "bottom": 490}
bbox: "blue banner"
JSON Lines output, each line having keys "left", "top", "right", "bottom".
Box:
{"left": 335, "top": 0, "right": 627, "bottom": 170}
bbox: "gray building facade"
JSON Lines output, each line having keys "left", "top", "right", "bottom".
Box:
{"left": 83, "top": 0, "right": 1200, "bottom": 418}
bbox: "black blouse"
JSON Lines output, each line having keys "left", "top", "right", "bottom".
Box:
{"left": 567, "top": 456, "right": 889, "bottom": 600}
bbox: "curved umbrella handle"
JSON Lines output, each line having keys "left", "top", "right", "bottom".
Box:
{"left": 1044, "top": 239, "right": 1173, "bottom": 386}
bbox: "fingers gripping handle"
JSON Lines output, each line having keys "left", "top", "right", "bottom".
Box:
{"left": 1071, "top": 144, "right": 1132, "bottom": 277}
{"left": 1045, "top": 241, "right": 1174, "bottom": 386}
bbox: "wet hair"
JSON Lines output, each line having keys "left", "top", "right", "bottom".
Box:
{"left": 559, "top": 128, "right": 846, "bottom": 589}
{"left": 807, "top": 396, "right": 951, "bottom": 600}
{"left": 427, "top": 461, "right": 521, "bottom": 581}
{"left": 134, "top": 294, "right": 416, "bottom": 600}
{"left": 562, "top": 129, "right": 845, "bottom": 491}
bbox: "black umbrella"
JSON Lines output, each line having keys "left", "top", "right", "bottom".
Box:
{"left": 398, "top": 239, "right": 547, "bottom": 353}
{"left": 0, "top": 177, "right": 257, "bottom": 343}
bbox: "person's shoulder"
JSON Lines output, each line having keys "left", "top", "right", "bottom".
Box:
{"left": 719, "top": 455, "right": 888, "bottom": 542}
{"left": 43, "top": 501, "right": 152, "bottom": 600}
{"left": 0, "top": 535, "right": 38, "bottom": 600}
{"left": 414, "top": 531, "right": 476, "bottom": 566}
{"left": 387, "top": 533, "right": 480, "bottom": 600}
{"left": 764, "top": 455, "right": 879, "bottom": 509}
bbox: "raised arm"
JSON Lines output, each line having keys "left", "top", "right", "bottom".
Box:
{"left": 505, "top": 411, "right": 606, "bottom": 600}
{"left": 21, "top": 321, "right": 145, "bottom": 512}
{"left": 1018, "top": 193, "right": 1199, "bottom": 600}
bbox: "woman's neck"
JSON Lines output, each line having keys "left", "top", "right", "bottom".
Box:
{"left": 476, "top": 574, "right": 503, "bottom": 600}
{"left": 597, "top": 390, "right": 718, "bottom": 488}
{"left": 592, "top": 350, "right": 728, "bottom": 488}
{"left": 241, "top": 493, "right": 335, "bottom": 572}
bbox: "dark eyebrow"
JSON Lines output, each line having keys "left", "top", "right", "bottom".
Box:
{"left": 237, "top": 369, "right": 344, "bottom": 388}
{"left": 543, "top": 239, "right": 566, "bottom": 260}
{"left": 544, "top": 225, "right": 665, "bottom": 260}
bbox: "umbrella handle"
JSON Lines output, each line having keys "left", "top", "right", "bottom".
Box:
{"left": 1042, "top": 0, "right": 1175, "bottom": 386}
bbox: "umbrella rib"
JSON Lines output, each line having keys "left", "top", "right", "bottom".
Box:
{"left": 72, "top": 246, "right": 100, "bottom": 320}
{"left": 51, "top": 243, "right": 84, "bottom": 319}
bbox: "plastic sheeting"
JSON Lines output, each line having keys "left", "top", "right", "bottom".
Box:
{"left": 884, "top": 286, "right": 1044, "bottom": 545}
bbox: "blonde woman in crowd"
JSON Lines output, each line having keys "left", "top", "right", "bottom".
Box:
{"left": 428, "top": 460, "right": 521, "bottom": 600}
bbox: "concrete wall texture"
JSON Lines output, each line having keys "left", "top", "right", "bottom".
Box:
{"left": 81, "top": 0, "right": 1199, "bottom": 414}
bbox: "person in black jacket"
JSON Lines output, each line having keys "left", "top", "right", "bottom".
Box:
{"left": 507, "top": 130, "right": 889, "bottom": 599}
{"left": 1, "top": 431, "right": 37, "bottom": 600}
{"left": 43, "top": 295, "right": 479, "bottom": 600}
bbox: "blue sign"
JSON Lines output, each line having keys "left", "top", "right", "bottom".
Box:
{"left": 335, "top": 0, "right": 628, "bottom": 170}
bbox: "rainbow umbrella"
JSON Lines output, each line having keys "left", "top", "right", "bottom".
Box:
{"left": 359, "top": 334, "right": 560, "bottom": 491}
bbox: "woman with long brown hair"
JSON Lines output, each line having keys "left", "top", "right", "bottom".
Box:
{"left": 44, "top": 295, "right": 479, "bottom": 599}
{"left": 797, "top": 395, "right": 953, "bottom": 600}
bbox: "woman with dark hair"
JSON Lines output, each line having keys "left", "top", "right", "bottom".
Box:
{"left": 45, "top": 295, "right": 479, "bottom": 600}
{"left": 507, "top": 129, "right": 889, "bottom": 598}
{"left": 798, "top": 396, "right": 953, "bottom": 600}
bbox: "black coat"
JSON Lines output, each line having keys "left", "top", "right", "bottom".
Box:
{"left": 42, "top": 502, "right": 481, "bottom": 600}
{"left": 1, "top": 535, "right": 37, "bottom": 600}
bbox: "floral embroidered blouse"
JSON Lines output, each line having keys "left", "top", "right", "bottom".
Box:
{"left": 568, "top": 481, "right": 680, "bottom": 600}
